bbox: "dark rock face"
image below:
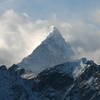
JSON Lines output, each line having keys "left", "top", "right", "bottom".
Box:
{"left": 32, "top": 60, "right": 100, "bottom": 100}
{"left": 8, "top": 64, "right": 25, "bottom": 75}
{"left": 0, "top": 64, "right": 35, "bottom": 100}
{"left": 37, "top": 68, "right": 74, "bottom": 90}
{"left": 0, "top": 65, "right": 7, "bottom": 70}
{"left": 0, "top": 60, "right": 100, "bottom": 100}
{"left": 76, "top": 64, "right": 100, "bottom": 100}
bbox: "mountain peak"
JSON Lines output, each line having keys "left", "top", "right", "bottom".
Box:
{"left": 18, "top": 27, "right": 74, "bottom": 73}
{"left": 46, "top": 26, "right": 63, "bottom": 40}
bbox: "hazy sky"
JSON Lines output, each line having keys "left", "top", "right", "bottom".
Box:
{"left": 0, "top": 0, "right": 100, "bottom": 66}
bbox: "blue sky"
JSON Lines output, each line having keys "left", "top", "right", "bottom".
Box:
{"left": 0, "top": 0, "right": 100, "bottom": 20}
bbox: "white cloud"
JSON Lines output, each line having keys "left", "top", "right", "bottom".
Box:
{"left": 0, "top": 9, "right": 100, "bottom": 67}
{"left": 0, "top": 10, "right": 73, "bottom": 67}
{"left": 66, "top": 20, "right": 100, "bottom": 63}
{"left": 0, "top": 9, "right": 53, "bottom": 66}
{"left": 47, "top": 15, "right": 100, "bottom": 64}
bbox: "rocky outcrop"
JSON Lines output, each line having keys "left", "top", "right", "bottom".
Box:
{"left": 0, "top": 59, "right": 99, "bottom": 100}
{"left": 32, "top": 59, "right": 100, "bottom": 100}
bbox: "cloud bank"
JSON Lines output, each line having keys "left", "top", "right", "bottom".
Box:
{"left": 0, "top": 9, "right": 100, "bottom": 67}
{"left": 0, "top": 9, "right": 53, "bottom": 66}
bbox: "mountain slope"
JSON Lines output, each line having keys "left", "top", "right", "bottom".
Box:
{"left": 34, "top": 58, "right": 100, "bottom": 100}
{"left": 0, "top": 65, "right": 33, "bottom": 100}
{"left": 0, "top": 58, "right": 99, "bottom": 100}
{"left": 18, "top": 26, "right": 74, "bottom": 73}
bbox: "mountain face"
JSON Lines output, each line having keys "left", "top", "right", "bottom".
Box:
{"left": 0, "top": 27, "right": 99, "bottom": 100}
{"left": 0, "top": 65, "right": 33, "bottom": 100}
{"left": 0, "top": 58, "right": 99, "bottom": 100}
{"left": 18, "top": 27, "right": 74, "bottom": 73}
{"left": 34, "top": 58, "right": 100, "bottom": 100}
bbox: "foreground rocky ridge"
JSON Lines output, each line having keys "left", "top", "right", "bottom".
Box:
{"left": 0, "top": 58, "right": 100, "bottom": 100}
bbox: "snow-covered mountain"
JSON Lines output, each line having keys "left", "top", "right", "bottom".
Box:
{"left": 0, "top": 26, "right": 99, "bottom": 100}
{"left": 39, "top": 57, "right": 88, "bottom": 79}
{"left": 0, "top": 58, "right": 99, "bottom": 100}
{"left": 36, "top": 58, "right": 100, "bottom": 100}
{"left": 18, "top": 26, "right": 74, "bottom": 73}
{"left": 0, "top": 65, "right": 34, "bottom": 100}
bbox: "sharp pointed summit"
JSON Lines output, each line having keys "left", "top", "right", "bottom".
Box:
{"left": 46, "top": 26, "right": 64, "bottom": 39}
{"left": 18, "top": 26, "right": 74, "bottom": 73}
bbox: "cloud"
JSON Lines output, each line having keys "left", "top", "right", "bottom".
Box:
{"left": 63, "top": 20, "right": 100, "bottom": 63}
{"left": 0, "top": 9, "right": 100, "bottom": 67}
{"left": 47, "top": 14, "right": 100, "bottom": 64}
{"left": 0, "top": 9, "right": 53, "bottom": 66}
